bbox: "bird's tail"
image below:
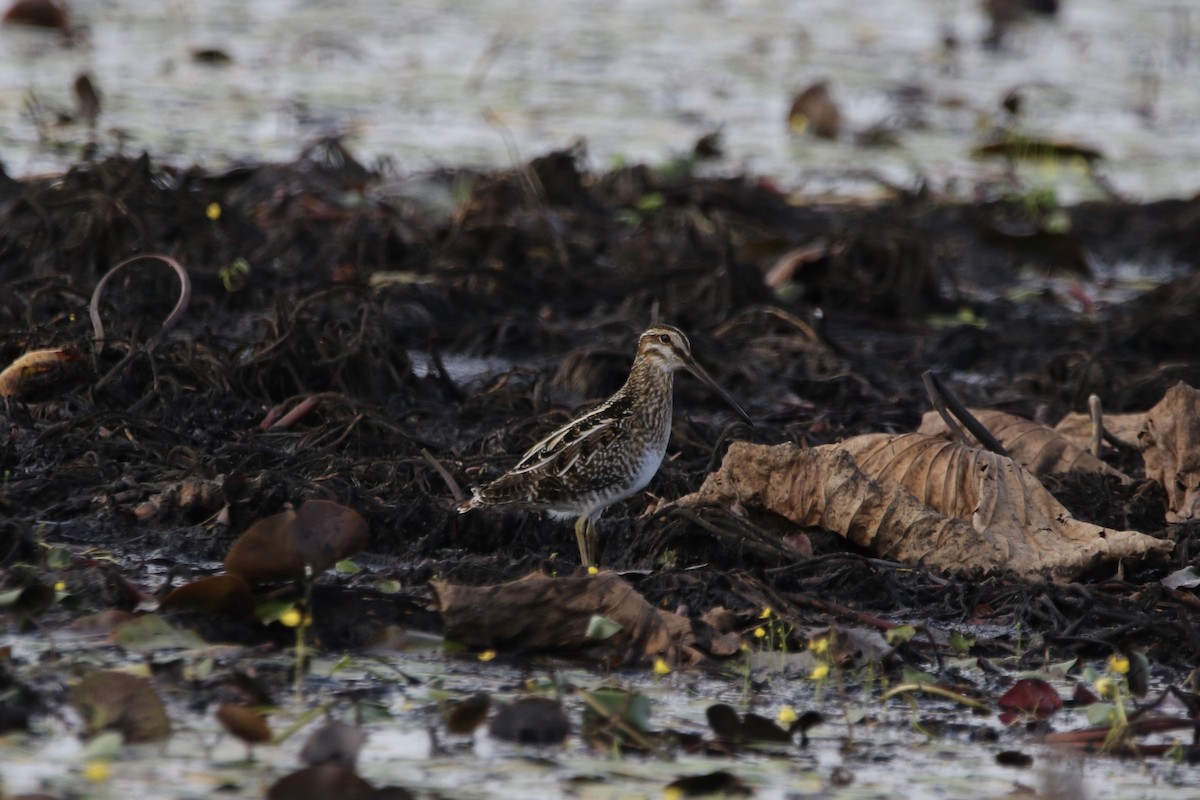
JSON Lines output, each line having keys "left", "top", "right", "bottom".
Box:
{"left": 457, "top": 490, "right": 483, "bottom": 514}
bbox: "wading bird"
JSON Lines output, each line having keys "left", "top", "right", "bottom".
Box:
{"left": 459, "top": 324, "right": 751, "bottom": 567}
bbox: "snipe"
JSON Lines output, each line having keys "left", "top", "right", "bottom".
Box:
{"left": 458, "top": 324, "right": 751, "bottom": 567}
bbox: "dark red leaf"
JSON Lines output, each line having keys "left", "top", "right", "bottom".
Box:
{"left": 997, "top": 678, "right": 1062, "bottom": 717}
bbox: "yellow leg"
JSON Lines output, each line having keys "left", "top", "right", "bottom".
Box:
{"left": 574, "top": 516, "right": 596, "bottom": 568}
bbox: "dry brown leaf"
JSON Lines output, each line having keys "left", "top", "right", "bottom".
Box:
{"left": 1139, "top": 381, "right": 1200, "bottom": 523}
{"left": 918, "top": 408, "right": 1130, "bottom": 482}
{"left": 1054, "top": 411, "right": 1145, "bottom": 450}
{"left": 429, "top": 571, "right": 739, "bottom": 666}
{"left": 0, "top": 348, "right": 87, "bottom": 399}
{"left": 680, "top": 436, "right": 1170, "bottom": 582}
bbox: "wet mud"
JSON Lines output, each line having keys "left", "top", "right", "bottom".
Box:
{"left": 2, "top": 143, "right": 1200, "bottom": 668}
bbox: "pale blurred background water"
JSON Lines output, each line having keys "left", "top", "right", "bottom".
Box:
{"left": 1, "top": 0, "right": 1197, "bottom": 201}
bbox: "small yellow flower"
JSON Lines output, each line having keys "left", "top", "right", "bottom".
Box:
{"left": 739, "top": 642, "right": 750, "bottom": 652}
{"left": 809, "top": 663, "right": 830, "bottom": 681}
{"left": 754, "top": 627, "right": 766, "bottom": 639}
{"left": 664, "top": 788, "right": 684, "bottom": 800}
{"left": 759, "top": 607, "right": 772, "bottom": 619}
{"left": 810, "top": 636, "right": 829, "bottom": 656}
{"left": 83, "top": 760, "right": 110, "bottom": 782}
{"left": 54, "top": 580, "right": 66, "bottom": 592}
{"left": 587, "top": 565, "right": 599, "bottom": 576}
{"left": 206, "top": 202, "right": 221, "bottom": 221}
{"left": 1107, "top": 654, "right": 1130, "bottom": 675}
{"left": 279, "top": 608, "right": 302, "bottom": 627}
{"left": 777, "top": 705, "right": 798, "bottom": 725}
{"left": 478, "top": 649, "right": 496, "bottom": 662}
{"left": 652, "top": 657, "right": 671, "bottom": 676}
{"left": 1094, "top": 676, "right": 1117, "bottom": 699}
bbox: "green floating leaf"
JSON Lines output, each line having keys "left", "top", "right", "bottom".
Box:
{"left": 1085, "top": 702, "right": 1117, "bottom": 727}
{"left": 584, "top": 687, "right": 652, "bottom": 734}
{"left": 113, "top": 614, "right": 208, "bottom": 651}
{"left": 335, "top": 558, "right": 360, "bottom": 574}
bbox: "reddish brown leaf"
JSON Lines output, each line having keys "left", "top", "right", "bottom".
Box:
{"left": 225, "top": 501, "right": 368, "bottom": 584}
{"left": 267, "top": 763, "right": 377, "bottom": 800}
{"left": 224, "top": 508, "right": 305, "bottom": 584}
{"left": 1071, "top": 683, "right": 1099, "bottom": 706}
{"left": 2, "top": 0, "right": 69, "bottom": 29}
{"left": 160, "top": 574, "right": 254, "bottom": 617}
{"left": 290, "top": 499, "right": 368, "bottom": 573}
{"left": 997, "top": 678, "right": 1062, "bottom": 717}
{"left": 216, "top": 702, "right": 271, "bottom": 745}
{"left": 445, "top": 692, "right": 491, "bottom": 736}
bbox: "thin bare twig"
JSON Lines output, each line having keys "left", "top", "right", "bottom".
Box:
{"left": 90, "top": 254, "right": 191, "bottom": 393}
{"left": 921, "top": 370, "right": 1008, "bottom": 456}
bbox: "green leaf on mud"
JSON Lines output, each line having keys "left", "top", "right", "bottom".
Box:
{"left": 334, "top": 558, "right": 360, "bottom": 574}
{"left": 949, "top": 631, "right": 975, "bottom": 653}
{"left": 43, "top": 544, "right": 73, "bottom": 569}
{"left": 113, "top": 614, "right": 207, "bottom": 650}
{"left": 586, "top": 614, "right": 623, "bottom": 640}
{"left": 886, "top": 625, "right": 917, "bottom": 645}
{"left": 902, "top": 664, "right": 936, "bottom": 685}
{"left": 255, "top": 599, "right": 298, "bottom": 626}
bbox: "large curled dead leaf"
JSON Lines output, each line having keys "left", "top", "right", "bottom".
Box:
{"left": 680, "top": 436, "right": 1170, "bottom": 581}
{"left": 224, "top": 500, "right": 368, "bottom": 584}
{"left": 70, "top": 670, "right": 172, "bottom": 743}
{"left": 1139, "top": 381, "right": 1200, "bottom": 523}
{"left": 429, "top": 571, "right": 740, "bottom": 666}
{"left": 918, "top": 408, "right": 1130, "bottom": 482}
{"left": 1054, "top": 411, "right": 1145, "bottom": 450}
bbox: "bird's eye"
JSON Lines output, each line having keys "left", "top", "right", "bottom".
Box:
{"left": 659, "top": 334, "right": 671, "bottom": 344}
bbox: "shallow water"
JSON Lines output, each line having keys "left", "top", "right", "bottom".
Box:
{"left": 1, "top": 0, "right": 1198, "bottom": 201}
{"left": 2, "top": 643, "right": 1196, "bottom": 799}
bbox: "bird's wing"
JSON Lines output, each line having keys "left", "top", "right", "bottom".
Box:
{"left": 510, "top": 399, "right": 633, "bottom": 477}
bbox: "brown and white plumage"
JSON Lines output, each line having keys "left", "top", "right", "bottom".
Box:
{"left": 458, "top": 324, "right": 751, "bottom": 567}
